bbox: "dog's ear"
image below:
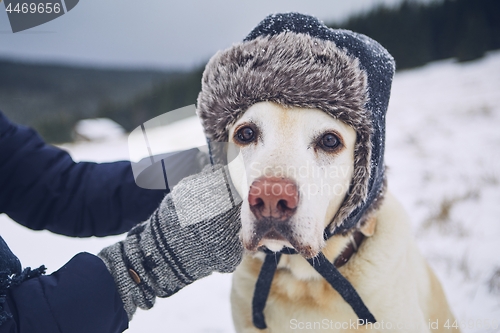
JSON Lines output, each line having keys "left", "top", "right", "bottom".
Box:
{"left": 360, "top": 216, "right": 377, "bottom": 237}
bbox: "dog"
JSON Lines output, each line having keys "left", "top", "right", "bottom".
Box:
{"left": 225, "top": 101, "right": 459, "bottom": 333}
{"left": 195, "top": 12, "right": 459, "bottom": 333}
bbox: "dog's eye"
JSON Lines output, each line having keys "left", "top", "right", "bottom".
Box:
{"left": 320, "top": 133, "right": 341, "bottom": 150}
{"left": 236, "top": 126, "right": 255, "bottom": 143}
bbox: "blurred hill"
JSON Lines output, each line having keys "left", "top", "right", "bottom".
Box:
{"left": 1, "top": 0, "right": 499, "bottom": 143}
{"left": 97, "top": 67, "right": 204, "bottom": 133}
{"left": 0, "top": 61, "right": 177, "bottom": 142}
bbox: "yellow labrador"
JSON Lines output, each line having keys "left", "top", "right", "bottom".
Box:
{"left": 226, "top": 102, "right": 458, "bottom": 333}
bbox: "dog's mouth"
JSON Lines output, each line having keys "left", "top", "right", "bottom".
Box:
{"left": 245, "top": 217, "right": 317, "bottom": 258}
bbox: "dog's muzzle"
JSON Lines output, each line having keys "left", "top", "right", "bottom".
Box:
{"left": 245, "top": 177, "right": 302, "bottom": 251}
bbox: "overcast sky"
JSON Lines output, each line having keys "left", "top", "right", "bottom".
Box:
{"left": 0, "top": 0, "right": 404, "bottom": 70}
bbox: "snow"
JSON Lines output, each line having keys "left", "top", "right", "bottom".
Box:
{"left": 73, "top": 118, "right": 125, "bottom": 142}
{"left": 2, "top": 50, "right": 500, "bottom": 332}
{"left": 385, "top": 50, "right": 500, "bottom": 331}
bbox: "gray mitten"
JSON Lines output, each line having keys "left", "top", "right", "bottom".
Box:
{"left": 98, "top": 165, "right": 242, "bottom": 319}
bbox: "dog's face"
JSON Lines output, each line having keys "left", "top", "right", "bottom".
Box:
{"left": 227, "top": 101, "right": 356, "bottom": 258}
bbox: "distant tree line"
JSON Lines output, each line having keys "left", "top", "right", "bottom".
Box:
{"left": 0, "top": 61, "right": 173, "bottom": 142}
{"left": 98, "top": 68, "right": 203, "bottom": 132}
{"left": 329, "top": 0, "right": 500, "bottom": 68}
{"left": 100, "top": 0, "right": 500, "bottom": 134}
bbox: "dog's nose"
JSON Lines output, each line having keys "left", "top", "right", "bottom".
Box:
{"left": 248, "top": 177, "right": 299, "bottom": 220}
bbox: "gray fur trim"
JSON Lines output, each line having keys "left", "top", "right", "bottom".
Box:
{"left": 197, "top": 32, "right": 373, "bottom": 231}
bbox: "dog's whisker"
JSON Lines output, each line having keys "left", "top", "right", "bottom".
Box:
{"left": 310, "top": 256, "right": 316, "bottom": 267}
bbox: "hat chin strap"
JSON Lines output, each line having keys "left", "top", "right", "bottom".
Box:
{"left": 251, "top": 227, "right": 376, "bottom": 330}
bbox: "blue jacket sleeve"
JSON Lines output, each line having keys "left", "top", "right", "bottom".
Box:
{"left": 4, "top": 253, "right": 129, "bottom": 333}
{"left": 0, "top": 111, "right": 166, "bottom": 237}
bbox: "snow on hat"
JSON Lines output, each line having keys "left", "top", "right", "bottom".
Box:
{"left": 197, "top": 12, "right": 395, "bottom": 234}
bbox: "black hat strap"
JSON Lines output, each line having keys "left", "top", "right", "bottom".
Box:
{"left": 306, "top": 252, "right": 376, "bottom": 324}
{"left": 252, "top": 252, "right": 282, "bottom": 329}
{"left": 251, "top": 250, "right": 376, "bottom": 330}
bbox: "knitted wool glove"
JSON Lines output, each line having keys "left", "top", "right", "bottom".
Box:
{"left": 98, "top": 165, "right": 242, "bottom": 319}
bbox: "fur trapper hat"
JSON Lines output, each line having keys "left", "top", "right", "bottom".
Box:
{"left": 197, "top": 13, "right": 395, "bottom": 234}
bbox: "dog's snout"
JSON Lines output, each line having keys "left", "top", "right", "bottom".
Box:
{"left": 248, "top": 177, "right": 299, "bottom": 221}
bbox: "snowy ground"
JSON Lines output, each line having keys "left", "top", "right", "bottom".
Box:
{"left": 2, "top": 51, "right": 500, "bottom": 332}
{"left": 385, "top": 51, "right": 500, "bottom": 332}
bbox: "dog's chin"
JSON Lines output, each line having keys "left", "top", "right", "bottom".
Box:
{"left": 241, "top": 214, "right": 323, "bottom": 258}
{"left": 259, "top": 239, "right": 293, "bottom": 252}
{"left": 244, "top": 235, "right": 320, "bottom": 259}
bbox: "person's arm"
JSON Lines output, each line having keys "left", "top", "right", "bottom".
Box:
{"left": 4, "top": 253, "right": 129, "bottom": 333}
{"left": 0, "top": 111, "right": 166, "bottom": 237}
{"left": 2, "top": 165, "right": 242, "bottom": 332}
{"left": 1, "top": 235, "right": 125, "bottom": 333}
